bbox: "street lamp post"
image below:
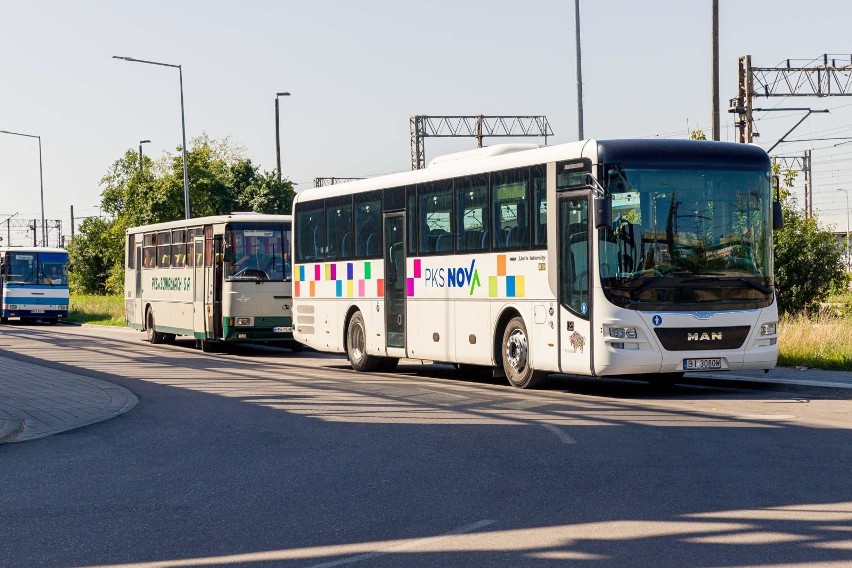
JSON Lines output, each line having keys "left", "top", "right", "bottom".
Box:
{"left": 839, "top": 188, "right": 850, "bottom": 270}
{"left": 0, "top": 129, "right": 46, "bottom": 246}
{"left": 138, "top": 139, "right": 151, "bottom": 170}
{"left": 275, "top": 92, "right": 291, "bottom": 183}
{"left": 113, "top": 56, "right": 191, "bottom": 219}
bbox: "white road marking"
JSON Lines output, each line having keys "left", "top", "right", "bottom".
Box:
{"left": 540, "top": 423, "right": 578, "bottom": 444}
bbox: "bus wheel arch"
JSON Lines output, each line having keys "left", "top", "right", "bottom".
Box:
{"left": 495, "top": 309, "right": 546, "bottom": 389}
{"left": 145, "top": 305, "right": 165, "bottom": 344}
{"left": 345, "top": 308, "right": 381, "bottom": 372}
{"left": 493, "top": 307, "right": 521, "bottom": 372}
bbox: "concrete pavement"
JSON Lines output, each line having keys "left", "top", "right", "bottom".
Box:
{"left": 0, "top": 333, "right": 850, "bottom": 444}
{"left": 0, "top": 354, "right": 137, "bottom": 444}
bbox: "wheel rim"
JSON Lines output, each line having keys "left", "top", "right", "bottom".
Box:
{"left": 349, "top": 320, "right": 365, "bottom": 362}
{"left": 505, "top": 328, "right": 528, "bottom": 373}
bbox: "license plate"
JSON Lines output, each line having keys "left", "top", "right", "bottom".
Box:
{"left": 273, "top": 326, "right": 293, "bottom": 333}
{"left": 683, "top": 358, "right": 722, "bottom": 370}
{"left": 31, "top": 309, "right": 44, "bottom": 314}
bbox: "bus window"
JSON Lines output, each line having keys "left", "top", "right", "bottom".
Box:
{"left": 492, "top": 168, "right": 530, "bottom": 250}
{"left": 326, "top": 197, "right": 353, "bottom": 260}
{"left": 143, "top": 233, "right": 156, "bottom": 269}
{"left": 171, "top": 229, "right": 186, "bottom": 267}
{"left": 7, "top": 253, "right": 36, "bottom": 284}
{"left": 204, "top": 226, "right": 213, "bottom": 267}
{"left": 354, "top": 191, "right": 381, "bottom": 259}
{"left": 295, "top": 203, "right": 326, "bottom": 262}
{"left": 157, "top": 231, "right": 171, "bottom": 267}
{"left": 418, "top": 180, "right": 453, "bottom": 255}
{"left": 406, "top": 187, "right": 417, "bottom": 255}
{"left": 127, "top": 234, "right": 135, "bottom": 269}
{"left": 532, "top": 165, "right": 547, "bottom": 249}
{"left": 456, "top": 174, "right": 489, "bottom": 253}
{"left": 39, "top": 252, "right": 67, "bottom": 285}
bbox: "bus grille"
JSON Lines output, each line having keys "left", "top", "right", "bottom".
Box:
{"left": 654, "top": 326, "right": 750, "bottom": 351}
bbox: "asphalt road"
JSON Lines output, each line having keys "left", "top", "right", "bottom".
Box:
{"left": 1, "top": 324, "right": 851, "bottom": 568}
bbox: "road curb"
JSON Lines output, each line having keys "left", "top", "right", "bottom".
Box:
{"left": 0, "top": 418, "right": 25, "bottom": 444}
{"left": 683, "top": 373, "right": 852, "bottom": 397}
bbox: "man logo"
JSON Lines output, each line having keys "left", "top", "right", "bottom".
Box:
{"left": 687, "top": 332, "right": 723, "bottom": 341}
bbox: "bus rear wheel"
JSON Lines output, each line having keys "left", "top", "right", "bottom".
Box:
{"left": 146, "top": 309, "right": 165, "bottom": 344}
{"left": 501, "top": 316, "right": 546, "bottom": 389}
{"left": 346, "top": 311, "right": 381, "bottom": 372}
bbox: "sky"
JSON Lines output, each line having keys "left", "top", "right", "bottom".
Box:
{"left": 2, "top": 0, "right": 852, "bottom": 246}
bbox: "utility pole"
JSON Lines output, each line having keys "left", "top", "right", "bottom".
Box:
{"left": 804, "top": 149, "right": 813, "bottom": 218}
{"left": 574, "top": 0, "right": 584, "bottom": 140}
{"left": 731, "top": 56, "right": 755, "bottom": 143}
{"left": 711, "top": 0, "right": 720, "bottom": 141}
{"left": 70, "top": 205, "right": 75, "bottom": 240}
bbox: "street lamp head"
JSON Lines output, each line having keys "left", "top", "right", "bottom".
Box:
{"left": 276, "top": 92, "right": 291, "bottom": 97}
{"left": 140, "top": 139, "right": 151, "bottom": 144}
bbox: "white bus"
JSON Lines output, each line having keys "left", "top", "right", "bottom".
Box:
{"left": 125, "top": 213, "right": 295, "bottom": 351}
{"left": 291, "top": 139, "right": 780, "bottom": 388}
{"left": 0, "top": 247, "right": 70, "bottom": 325}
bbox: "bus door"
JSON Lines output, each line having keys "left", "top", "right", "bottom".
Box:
{"left": 211, "top": 235, "right": 224, "bottom": 339}
{"left": 558, "top": 193, "right": 594, "bottom": 375}
{"left": 383, "top": 213, "right": 406, "bottom": 355}
{"left": 133, "top": 243, "right": 143, "bottom": 324}
{"left": 193, "top": 236, "right": 206, "bottom": 336}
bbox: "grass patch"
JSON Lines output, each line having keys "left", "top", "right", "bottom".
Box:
{"left": 69, "top": 294, "right": 125, "bottom": 326}
{"left": 778, "top": 312, "right": 852, "bottom": 371}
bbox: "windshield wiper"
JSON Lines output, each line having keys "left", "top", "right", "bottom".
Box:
{"left": 733, "top": 277, "right": 771, "bottom": 294}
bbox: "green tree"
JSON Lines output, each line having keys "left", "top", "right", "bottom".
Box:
{"left": 67, "top": 216, "right": 125, "bottom": 294}
{"left": 772, "top": 166, "right": 846, "bottom": 313}
{"left": 71, "top": 134, "right": 295, "bottom": 294}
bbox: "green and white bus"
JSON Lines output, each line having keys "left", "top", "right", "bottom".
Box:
{"left": 291, "top": 139, "right": 780, "bottom": 388}
{"left": 125, "top": 213, "right": 295, "bottom": 351}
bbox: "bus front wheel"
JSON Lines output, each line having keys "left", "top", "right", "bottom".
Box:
{"left": 501, "top": 316, "right": 546, "bottom": 389}
{"left": 146, "top": 309, "right": 165, "bottom": 344}
{"left": 346, "top": 311, "right": 381, "bottom": 372}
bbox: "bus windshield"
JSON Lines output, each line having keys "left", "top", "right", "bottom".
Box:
{"left": 3, "top": 251, "right": 68, "bottom": 286}
{"left": 599, "top": 165, "right": 773, "bottom": 310}
{"left": 224, "top": 224, "right": 291, "bottom": 282}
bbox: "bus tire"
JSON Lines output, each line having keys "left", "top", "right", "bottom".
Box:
{"left": 146, "top": 309, "right": 165, "bottom": 344}
{"left": 200, "top": 339, "right": 217, "bottom": 353}
{"left": 346, "top": 311, "right": 381, "bottom": 372}
{"left": 501, "top": 316, "right": 546, "bottom": 389}
{"left": 0, "top": 316, "right": 8, "bottom": 324}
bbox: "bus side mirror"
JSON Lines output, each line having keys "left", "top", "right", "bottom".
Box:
{"left": 595, "top": 197, "right": 612, "bottom": 229}
{"left": 772, "top": 201, "right": 784, "bottom": 230}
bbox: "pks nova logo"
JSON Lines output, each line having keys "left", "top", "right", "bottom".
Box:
{"left": 423, "top": 259, "right": 481, "bottom": 295}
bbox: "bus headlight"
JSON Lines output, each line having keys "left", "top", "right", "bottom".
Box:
{"left": 235, "top": 317, "right": 252, "bottom": 327}
{"left": 608, "top": 327, "right": 638, "bottom": 339}
{"left": 760, "top": 322, "right": 777, "bottom": 335}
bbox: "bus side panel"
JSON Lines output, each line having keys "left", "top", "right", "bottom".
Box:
{"left": 315, "top": 299, "right": 340, "bottom": 351}
{"left": 406, "top": 299, "right": 453, "bottom": 362}
{"left": 452, "top": 300, "right": 491, "bottom": 366}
